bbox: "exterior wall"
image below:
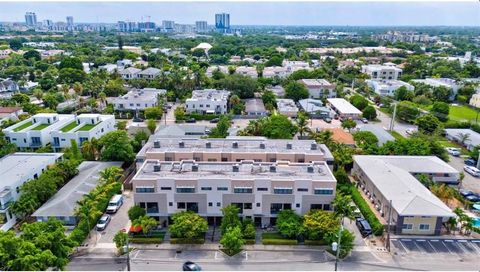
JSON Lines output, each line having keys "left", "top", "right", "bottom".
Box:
{"left": 185, "top": 99, "right": 228, "bottom": 114}
{"left": 470, "top": 94, "right": 480, "bottom": 108}
{"left": 306, "top": 86, "right": 337, "bottom": 99}
{"left": 399, "top": 216, "right": 441, "bottom": 235}
{"left": 362, "top": 66, "right": 402, "bottom": 80}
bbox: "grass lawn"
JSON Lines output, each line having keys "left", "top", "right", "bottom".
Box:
{"left": 13, "top": 121, "right": 33, "bottom": 132}
{"left": 31, "top": 123, "right": 51, "bottom": 131}
{"left": 78, "top": 123, "right": 98, "bottom": 131}
{"left": 389, "top": 131, "right": 405, "bottom": 141}
{"left": 60, "top": 121, "right": 78, "bottom": 132}
{"left": 438, "top": 139, "right": 469, "bottom": 155}
{"left": 448, "top": 104, "right": 479, "bottom": 123}
{"left": 261, "top": 232, "right": 298, "bottom": 245}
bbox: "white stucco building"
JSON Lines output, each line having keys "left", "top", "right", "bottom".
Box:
{"left": 111, "top": 88, "right": 166, "bottom": 111}
{"left": 366, "top": 79, "right": 414, "bottom": 96}
{"left": 185, "top": 89, "right": 231, "bottom": 114}
{"left": 361, "top": 64, "right": 403, "bottom": 80}
{"left": 299, "top": 79, "right": 337, "bottom": 99}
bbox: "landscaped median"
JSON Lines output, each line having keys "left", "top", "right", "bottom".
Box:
{"left": 170, "top": 237, "right": 205, "bottom": 244}
{"left": 262, "top": 232, "right": 298, "bottom": 245}
{"left": 129, "top": 231, "right": 166, "bottom": 244}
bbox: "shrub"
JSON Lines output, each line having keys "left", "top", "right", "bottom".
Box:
{"left": 262, "top": 239, "right": 298, "bottom": 245}
{"left": 349, "top": 186, "right": 384, "bottom": 235}
{"left": 245, "top": 239, "right": 256, "bottom": 245}
{"left": 170, "top": 238, "right": 205, "bottom": 244}
{"left": 128, "top": 205, "right": 146, "bottom": 221}
{"left": 305, "top": 240, "right": 327, "bottom": 246}
{"left": 129, "top": 237, "right": 163, "bottom": 244}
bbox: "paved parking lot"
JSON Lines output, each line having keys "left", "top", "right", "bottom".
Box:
{"left": 391, "top": 238, "right": 480, "bottom": 256}
{"left": 95, "top": 192, "right": 133, "bottom": 244}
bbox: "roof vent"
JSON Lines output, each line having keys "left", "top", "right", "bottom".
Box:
{"left": 307, "top": 165, "right": 314, "bottom": 173}
{"left": 233, "top": 164, "right": 239, "bottom": 172}
{"left": 153, "top": 162, "right": 161, "bottom": 172}
{"left": 270, "top": 165, "right": 276, "bottom": 173}
{"left": 179, "top": 141, "right": 185, "bottom": 148}
{"left": 286, "top": 143, "right": 292, "bottom": 150}
{"left": 232, "top": 141, "right": 238, "bottom": 148}
{"left": 153, "top": 140, "right": 160, "bottom": 148}
{"left": 206, "top": 142, "right": 211, "bottom": 148}
{"left": 259, "top": 143, "right": 265, "bottom": 149}
{"left": 192, "top": 164, "right": 199, "bottom": 172}
{"left": 311, "top": 143, "right": 317, "bottom": 150}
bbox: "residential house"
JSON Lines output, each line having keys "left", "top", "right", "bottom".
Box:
{"left": 411, "top": 78, "right": 461, "bottom": 101}
{"left": 263, "top": 66, "right": 288, "bottom": 78}
{"left": 0, "top": 79, "right": 19, "bottom": 93}
{"left": 185, "top": 89, "right": 230, "bottom": 114}
{"left": 0, "top": 107, "right": 23, "bottom": 125}
{"left": 327, "top": 98, "right": 362, "bottom": 119}
{"left": 277, "top": 99, "right": 299, "bottom": 118}
{"left": 361, "top": 64, "right": 403, "bottom": 80}
{"left": 245, "top": 99, "right": 268, "bottom": 117}
{"left": 298, "top": 99, "right": 333, "bottom": 119}
{"left": 111, "top": 88, "right": 166, "bottom": 111}
{"left": 138, "top": 67, "right": 161, "bottom": 80}
{"left": 299, "top": 79, "right": 337, "bottom": 99}
{"left": 366, "top": 79, "right": 414, "bottom": 96}
{"left": 120, "top": 67, "right": 141, "bottom": 80}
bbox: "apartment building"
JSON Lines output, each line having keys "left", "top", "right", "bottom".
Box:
{"left": 299, "top": 79, "right": 337, "bottom": 99}
{"left": 136, "top": 136, "right": 334, "bottom": 168}
{"left": 133, "top": 159, "right": 336, "bottom": 226}
{"left": 276, "top": 99, "right": 299, "bottom": 118}
{"left": 185, "top": 89, "right": 230, "bottom": 114}
{"left": 411, "top": 78, "right": 460, "bottom": 101}
{"left": 352, "top": 155, "right": 458, "bottom": 235}
{"left": 327, "top": 98, "right": 362, "bottom": 119}
{"left": 470, "top": 93, "right": 480, "bottom": 108}
{"left": 111, "top": 88, "right": 166, "bottom": 111}
{"left": 120, "top": 67, "right": 141, "bottom": 80}
{"left": 361, "top": 64, "right": 403, "bottom": 80}
{"left": 366, "top": 79, "right": 414, "bottom": 96}
{"left": 263, "top": 66, "right": 288, "bottom": 78}
{"left": 4, "top": 113, "right": 74, "bottom": 149}
{"left": 50, "top": 114, "right": 115, "bottom": 150}
{"left": 0, "top": 152, "right": 63, "bottom": 230}
{"left": 137, "top": 67, "right": 161, "bottom": 80}
{"left": 235, "top": 66, "right": 258, "bottom": 78}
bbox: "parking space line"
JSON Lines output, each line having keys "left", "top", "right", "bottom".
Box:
{"left": 426, "top": 241, "right": 438, "bottom": 253}
{"left": 440, "top": 241, "right": 454, "bottom": 255}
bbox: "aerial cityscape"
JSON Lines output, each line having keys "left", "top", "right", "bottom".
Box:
{"left": 0, "top": 0, "right": 479, "bottom": 271}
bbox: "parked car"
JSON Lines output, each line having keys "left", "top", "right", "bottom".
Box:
{"left": 106, "top": 194, "right": 124, "bottom": 214}
{"left": 323, "top": 117, "right": 332, "bottom": 123}
{"left": 459, "top": 189, "right": 475, "bottom": 198}
{"left": 405, "top": 128, "right": 416, "bottom": 135}
{"left": 185, "top": 118, "right": 196, "bottom": 123}
{"left": 361, "top": 118, "right": 368, "bottom": 124}
{"left": 446, "top": 147, "right": 461, "bottom": 157}
{"left": 465, "top": 194, "right": 480, "bottom": 203}
{"left": 183, "top": 261, "right": 202, "bottom": 271}
{"left": 96, "top": 214, "right": 111, "bottom": 231}
{"left": 355, "top": 218, "right": 372, "bottom": 237}
{"left": 464, "top": 158, "right": 476, "bottom": 166}
{"left": 464, "top": 165, "right": 480, "bottom": 177}
{"left": 209, "top": 118, "right": 219, "bottom": 123}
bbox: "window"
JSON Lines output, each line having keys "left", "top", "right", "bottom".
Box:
{"left": 146, "top": 202, "right": 159, "bottom": 213}
{"left": 402, "top": 224, "right": 413, "bottom": 230}
{"left": 176, "top": 187, "right": 195, "bottom": 193}
{"left": 310, "top": 204, "right": 323, "bottom": 210}
{"left": 160, "top": 187, "right": 171, "bottom": 190}
{"left": 208, "top": 158, "right": 217, "bottom": 162}
{"left": 208, "top": 202, "right": 213, "bottom": 207}
{"left": 274, "top": 188, "right": 293, "bottom": 194}
{"left": 419, "top": 224, "right": 430, "bottom": 230}
{"left": 257, "top": 187, "right": 268, "bottom": 191}
{"left": 216, "top": 202, "right": 221, "bottom": 207}
{"left": 234, "top": 187, "right": 252, "bottom": 194}
{"left": 256, "top": 203, "right": 261, "bottom": 207}
{"left": 314, "top": 189, "right": 334, "bottom": 195}
{"left": 296, "top": 203, "right": 300, "bottom": 208}
{"left": 201, "top": 187, "right": 212, "bottom": 191}
{"left": 136, "top": 187, "right": 154, "bottom": 193}
{"left": 221, "top": 157, "right": 228, "bottom": 162}
{"left": 297, "top": 188, "right": 308, "bottom": 192}
{"left": 217, "top": 187, "right": 228, "bottom": 191}
{"left": 244, "top": 203, "right": 252, "bottom": 209}
{"left": 169, "top": 202, "right": 173, "bottom": 206}
{"left": 177, "top": 203, "right": 186, "bottom": 209}
{"left": 323, "top": 204, "right": 331, "bottom": 211}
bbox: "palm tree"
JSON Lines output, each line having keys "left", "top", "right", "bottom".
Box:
{"left": 32, "top": 88, "right": 43, "bottom": 101}
{"left": 296, "top": 113, "right": 311, "bottom": 138}
{"left": 98, "top": 92, "right": 107, "bottom": 107}
{"left": 456, "top": 132, "right": 471, "bottom": 146}
{"left": 332, "top": 193, "right": 356, "bottom": 223}
{"left": 81, "top": 139, "right": 99, "bottom": 161}
{"left": 100, "top": 167, "right": 123, "bottom": 183}
{"left": 430, "top": 184, "right": 455, "bottom": 206}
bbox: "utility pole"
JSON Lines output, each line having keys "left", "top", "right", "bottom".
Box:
{"left": 386, "top": 200, "right": 393, "bottom": 252}
{"left": 333, "top": 224, "right": 343, "bottom": 271}
{"left": 390, "top": 103, "right": 397, "bottom": 131}
{"left": 123, "top": 233, "right": 131, "bottom": 271}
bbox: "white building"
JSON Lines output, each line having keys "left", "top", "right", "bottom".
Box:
{"left": 137, "top": 67, "right": 161, "bottom": 80}
{"left": 98, "top": 63, "right": 119, "bottom": 74}
{"left": 0, "top": 107, "right": 23, "bottom": 126}
{"left": 50, "top": 114, "right": 115, "bottom": 150}
{"left": 185, "top": 89, "right": 230, "bottom": 114}
{"left": 263, "top": 66, "right": 288, "bottom": 78}
{"left": 361, "top": 64, "right": 403, "bottom": 80}
{"left": 299, "top": 79, "right": 337, "bottom": 99}
{"left": 0, "top": 153, "right": 63, "bottom": 230}
{"left": 366, "top": 79, "right": 414, "bottom": 96}
{"left": 469, "top": 93, "right": 480, "bottom": 108}
{"left": 326, "top": 98, "right": 362, "bottom": 119}
{"left": 411, "top": 78, "right": 460, "bottom": 101}
{"left": 111, "top": 88, "right": 166, "bottom": 111}
{"left": 120, "top": 67, "right": 141, "bottom": 80}
{"left": 4, "top": 113, "right": 74, "bottom": 149}
{"left": 117, "top": 59, "right": 133, "bottom": 68}
{"left": 276, "top": 99, "right": 299, "bottom": 118}
{"left": 282, "top": 60, "right": 311, "bottom": 73}
{"left": 0, "top": 79, "right": 19, "bottom": 93}
{"left": 206, "top": 65, "right": 229, "bottom": 77}
{"left": 235, "top": 66, "right": 258, "bottom": 78}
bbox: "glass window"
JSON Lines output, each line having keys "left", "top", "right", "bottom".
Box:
{"left": 419, "top": 224, "right": 430, "bottom": 230}
{"left": 177, "top": 202, "right": 186, "bottom": 209}
{"left": 176, "top": 187, "right": 195, "bottom": 193}
{"left": 257, "top": 187, "right": 268, "bottom": 191}
{"left": 208, "top": 202, "right": 213, "bottom": 207}
{"left": 314, "top": 189, "right": 334, "bottom": 195}
{"left": 201, "top": 187, "right": 212, "bottom": 191}
{"left": 160, "top": 187, "right": 171, "bottom": 190}
{"left": 244, "top": 203, "right": 252, "bottom": 209}
{"left": 216, "top": 202, "right": 221, "bottom": 207}
{"left": 402, "top": 224, "right": 413, "bottom": 230}
{"left": 234, "top": 188, "right": 252, "bottom": 194}
{"left": 274, "top": 188, "right": 293, "bottom": 194}
{"left": 136, "top": 187, "right": 154, "bottom": 193}
{"left": 310, "top": 204, "right": 323, "bottom": 210}
{"left": 217, "top": 187, "right": 228, "bottom": 191}
{"left": 297, "top": 188, "right": 308, "bottom": 192}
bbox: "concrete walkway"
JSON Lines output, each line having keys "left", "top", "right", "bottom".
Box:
{"left": 131, "top": 243, "right": 328, "bottom": 252}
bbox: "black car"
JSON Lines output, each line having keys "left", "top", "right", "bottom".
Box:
{"left": 466, "top": 194, "right": 480, "bottom": 202}
{"left": 209, "top": 118, "right": 220, "bottom": 123}
{"left": 185, "top": 118, "right": 196, "bottom": 123}
{"left": 459, "top": 189, "right": 474, "bottom": 198}
{"left": 355, "top": 218, "right": 372, "bottom": 237}
{"left": 183, "top": 261, "right": 202, "bottom": 271}
{"left": 465, "top": 158, "right": 476, "bottom": 166}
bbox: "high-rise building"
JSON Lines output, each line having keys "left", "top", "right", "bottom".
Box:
{"left": 25, "top": 12, "right": 37, "bottom": 27}
{"left": 162, "top": 20, "right": 175, "bottom": 32}
{"left": 66, "top": 16, "right": 73, "bottom": 26}
{"left": 215, "top": 13, "right": 230, "bottom": 32}
{"left": 195, "top": 21, "right": 208, "bottom": 33}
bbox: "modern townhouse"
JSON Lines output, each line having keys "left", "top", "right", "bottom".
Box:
{"left": 411, "top": 78, "right": 460, "bottom": 101}
{"left": 185, "top": 89, "right": 230, "bottom": 115}
{"left": 299, "top": 79, "right": 337, "bottom": 99}
{"left": 263, "top": 66, "right": 288, "bottom": 78}
{"left": 366, "top": 79, "right": 415, "bottom": 96}
{"left": 137, "top": 67, "right": 162, "bottom": 80}
{"left": 136, "top": 136, "right": 334, "bottom": 169}
{"left": 235, "top": 66, "right": 258, "bottom": 78}
{"left": 0, "top": 152, "right": 63, "bottom": 230}
{"left": 111, "top": 88, "right": 166, "bottom": 111}
{"left": 132, "top": 159, "right": 336, "bottom": 226}
{"left": 327, "top": 98, "right": 362, "bottom": 119}
{"left": 276, "top": 99, "right": 299, "bottom": 118}
{"left": 50, "top": 114, "right": 115, "bottom": 151}
{"left": 4, "top": 113, "right": 74, "bottom": 149}
{"left": 361, "top": 64, "right": 403, "bottom": 80}
{"left": 352, "top": 155, "right": 458, "bottom": 235}
{"left": 120, "top": 67, "right": 142, "bottom": 80}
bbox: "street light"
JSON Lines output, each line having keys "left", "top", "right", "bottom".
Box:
{"left": 122, "top": 229, "right": 131, "bottom": 271}
{"left": 332, "top": 225, "right": 343, "bottom": 271}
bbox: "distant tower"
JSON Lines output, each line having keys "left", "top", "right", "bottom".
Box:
{"left": 66, "top": 16, "right": 74, "bottom": 31}
{"left": 215, "top": 13, "right": 230, "bottom": 33}
{"left": 25, "top": 12, "right": 37, "bottom": 27}
{"left": 195, "top": 21, "right": 208, "bottom": 33}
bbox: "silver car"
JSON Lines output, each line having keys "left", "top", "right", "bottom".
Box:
{"left": 96, "top": 214, "right": 111, "bottom": 231}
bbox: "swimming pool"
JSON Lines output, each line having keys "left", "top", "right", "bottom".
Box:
{"left": 474, "top": 217, "right": 480, "bottom": 228}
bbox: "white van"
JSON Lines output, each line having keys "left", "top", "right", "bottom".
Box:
{"left": 106, "top": 194, "right": 124, "bottom": 213}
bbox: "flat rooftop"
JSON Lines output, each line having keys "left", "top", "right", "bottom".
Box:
{"left": 277, "top": 99, "right": 299, "bottom": 112}
{"left": 114, "top": 88, "right": 166, "bottom": 103}
{"left": 0, "top": 153, "right": 63, "bottom": 188}
{"left": 188, "top": 89, "right": 230, "bottom": 101}
{"left": 368, "top": 79, "right": 413, "bottom": 88}
{"left": 146, "top": 136, "right": 333, "bottom": 157}
{"left": 445, "top": 128, "right": 480, "bottom": 147}
{"left": 327, "top": 98, "right": 362, "bottom": 115}
{"left": 245, "top": 99, "right": 267, "bottom": 113}
{"left": 32, "top": 161, "right": 122, "bottom": 218}
{"left": 300, "top": 79, "right": 334, "bottom": 87}
{"left": 354, "top": 155, "right": 456, "bottom": 217}
{"left": 135, "top": 159, "right": 336, "bottom": 181}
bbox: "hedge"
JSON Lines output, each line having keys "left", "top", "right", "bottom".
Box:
{"left": 245, "top": 239, "right": 256, "bottom": 245}
{"left": 349, "top": 186, "right": 384, "bottom": 236}
{"left": 170, "top": 238, "right": 205, "bottom": 244}
{"left": 184, "top": 113, "right": 221, "bottom": 121}
{"left": 304, "top": 239, "right": 327, "bottom": 246}
{"left": 130, "top": 237, "right": 163, "bottom": 244}
{"left": 262, "top": 239, "right": 298, "bottom": 245}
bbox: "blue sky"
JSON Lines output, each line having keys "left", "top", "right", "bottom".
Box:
{"left": 1, "top": 1, "right": 479, "bottom": 26}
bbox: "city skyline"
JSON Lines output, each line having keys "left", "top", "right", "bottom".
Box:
{"left": 0, "top": 1, "right": 479, "bottom": 26}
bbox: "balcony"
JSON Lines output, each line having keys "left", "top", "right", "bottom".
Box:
{"left": 0, "top": 201, "right": 12, "bottom": 211}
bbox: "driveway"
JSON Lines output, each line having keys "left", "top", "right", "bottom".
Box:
{"left": 448, "top": 155, "right": 480, "bottom": 194}
{"left": 375, "top": 109, "right": 417, "bottom": 138}
{"left": 94, "top": 191, "right": 134, "bottom": 244}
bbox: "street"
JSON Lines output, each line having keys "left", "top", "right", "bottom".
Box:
{"left": 448, "top": 155, "right": 480, "bottom": 194}
{"left": 375, "top": 109, "right": 417, "bottom": 138}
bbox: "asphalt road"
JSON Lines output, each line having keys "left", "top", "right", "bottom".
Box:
{"left": 448, "top": 155, "right": 480, "bottom": 194}
{"left": 375, "top": 109, "right": 417, "bottom": 138}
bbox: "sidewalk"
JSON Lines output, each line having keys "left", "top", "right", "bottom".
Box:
{"left": 131, "top": 243, "right": 328, "bottom": 252}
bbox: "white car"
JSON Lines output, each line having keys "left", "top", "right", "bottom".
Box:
{"left": 464, "top": 165, "right": 480, "bottom": 177}
{"left": 405, "top": 128, "right": 417, "bottom": 135}
{"left": 446, "top": 147, "right": 461, "bottom": 157}
{"left": 96, "top": 214, "right": 111, "bottom": 231}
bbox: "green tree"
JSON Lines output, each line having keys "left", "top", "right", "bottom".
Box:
{"left": 220, "top": 226, "right": 245, "bottom": 256}
{"left": 332, "top": 193, "right": 356, "bottom": 222}
{"left": 133, "top": 215, "right": 157, "bottom": 237}
{"left": 349, "top": 94, "right": 368, "bottom": 110}
{"left": 113, "top": 231, "right": 128, "bottom": 254}
{"left": 396, "top": 101, "right": 420, "bottom": 123}
{"left": 394, "top": 86, "right": 414, "bottom": 101}
{"left": 417, "top": 173, "right": 434, "bottom": 188}
{"left": 174, "top": 106, "right": 185, "bottom": 121}
{"left": 81, "top": 138, "right": 99, "bottom": 161}
{"left": 144, "top": 107, "right": 162, "bottom": 120}
{"left": 220, "top": 204, "right": 241, "bottom": 234}
{"left": 209, "top": 116, "right": 231, "bottom": 138}
{"left": 415, "top": 114, "right": 443, "bottom": 135}
{"left": 276, "top": 210, "right": 302, "bottom": 239}
{"left": 262, "top": 90, "right": 277, "bottom": 110}
{"left": 296, "top": 112, "right": 310, "bottom": 138}
{"left": 23, "top": 50, "right": 41, "bottom": 61}
{"left": 264, "top": 114, "right": 298, "bottom": 139}
{"left": 130, "top": 130, "right": 149, "bottom": 152}
{"left": 353, "top": 131, "right": 378, "bottom": 147}
{"left": 284, "top": 81, "right": 309, "bottom": 102}
{"left": 362, "top": 105, "right": 377, "bottom": 120}
{"left": 8, "top": 39, "right": 23, "bottom": 50}
{"left": 325, "top": 229, "right": 355, "bottom": 258}
{"left": 59, "top": 57, "right": 83, "bottom": 70}
{"left": 98, "top": 130, "right": 135, "bottom": 163}
{"left": 128, "top": 205, "right": 147, "bottom": 221}
{"left": 341, "top": 119, "right": 357, "bottom": 131}
{"left": 116, "top": 120, "right": 127, "bottom": 130}
{"left": 302, "top": 209, "right": 339, "bottom": 241}
{"left": 431, "top": 101, "right": 450, "bottom": 122}
{"left": 169, "top": 211, "right": 208, "bottom": 239}
{"left": 243, "top": 221, "right": 256, "bottom": 240}
{"left": 147, "top": 119, "right": 157, "bottom": 134}
{"left": 217, "top": 74, "right": 257, "bottom": 98}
